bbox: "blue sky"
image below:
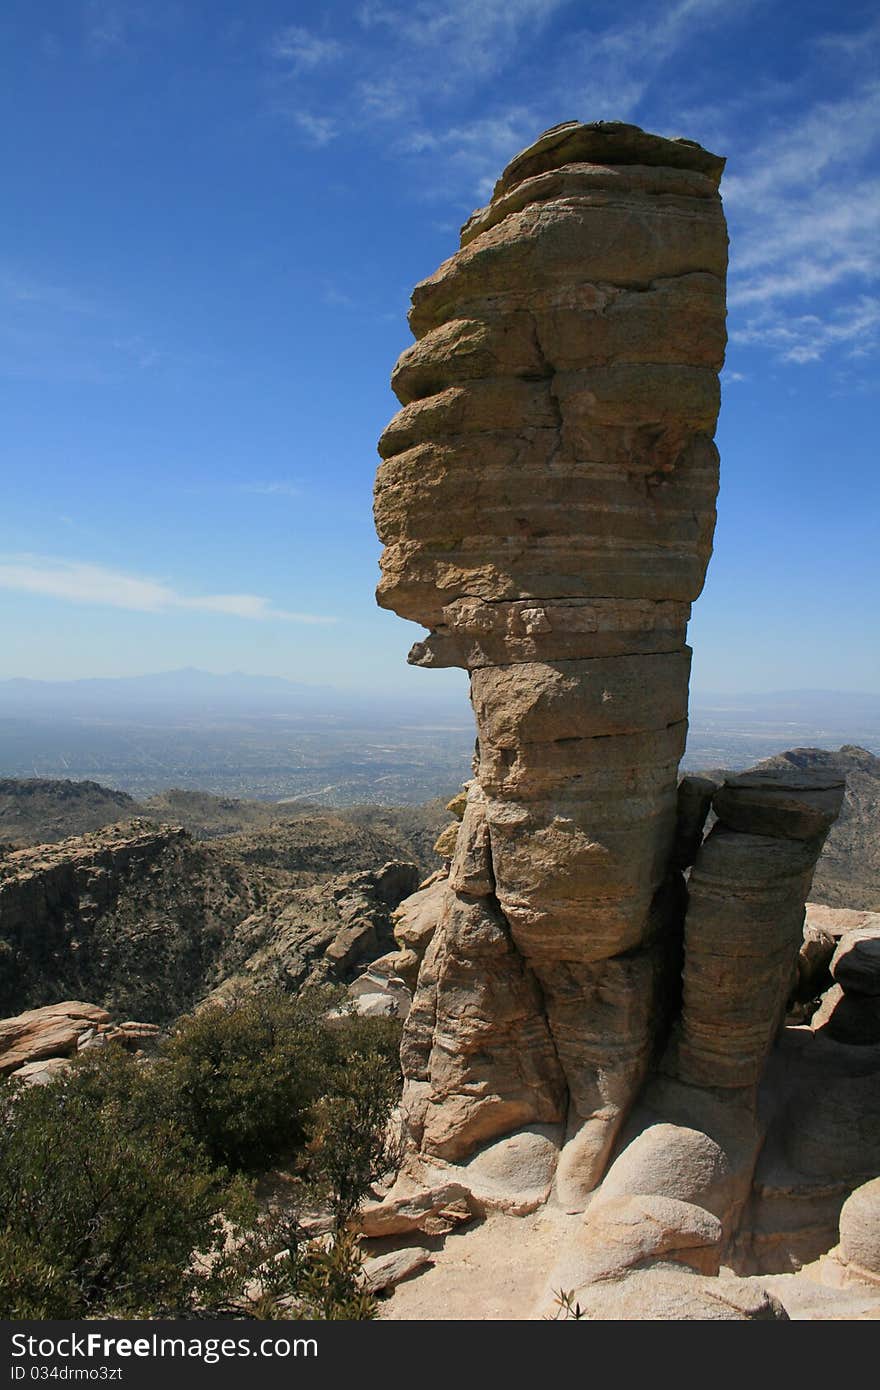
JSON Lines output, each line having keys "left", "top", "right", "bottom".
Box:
{"left": 1, "top": 0, "right": 878, "bottom": 701}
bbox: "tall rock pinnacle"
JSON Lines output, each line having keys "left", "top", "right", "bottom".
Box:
{"left": 374, "top": 121, "right": 729, "bottom": 1202}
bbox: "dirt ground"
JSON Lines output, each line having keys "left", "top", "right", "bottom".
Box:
{"left": 375, "top": 1208, "right": 880, "bottom": 1321}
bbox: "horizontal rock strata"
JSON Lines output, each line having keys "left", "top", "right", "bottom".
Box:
{"left": 673, "top": 768, "right": 845, "bottom": 1088}
{"left": 373, "top": 120, "right": 729, "bottom": 1200}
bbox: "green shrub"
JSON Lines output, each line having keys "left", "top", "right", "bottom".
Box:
{"left": 156, "top": 989, "right": 402, "bottom": 1182}
{"left": 308, "top": 1050, "right": 402, "bottom": 1227}
{"left": 0, "top": 1050, "right": 233, "bottom": 1318}
{"left": 0, "top": 991, "right": 403, "bottom": 1319}
{"left": 156, "top": 989, "right": 333, "bottom": 1172}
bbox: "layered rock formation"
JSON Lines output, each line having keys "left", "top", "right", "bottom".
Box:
{"left": 0, "top": 821, "right": 419, "bottom": 1022}
{"left": 367, "top": 123, "right": 880, "bottom": 1324}
{"left": 373, "top": 120, "right": 729, "bottom": 1189}
{"left": 0, "top": 1000, "right": 161, "bottom": 1085}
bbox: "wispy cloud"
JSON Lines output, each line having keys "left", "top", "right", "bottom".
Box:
{"left": 568, "top": 0, "right": 754, "bottom": 124}
{"left": 265, "top": 0, "right": 757, "bottom": 198}
{"left": 398, "top": 109, "right": 543, "bottom": 199}
{"left": 0, "top": 557, "right": 336, "bottom": 624}
{"left": 237, "top": 481, "right": 300, "bottom": 498}
{"left": 265, "top": 1, "right": 570, "bottom": 170}
{"left": 269, "top": 24, "right": 343, "bottom": 72}
{"left": 84, "top": 1, "right": 128, "bottom": 55}
{"left": 731, "top": 297, "right": 880, "bottom": 365}
{"left": 289, "top": 110, "right": 339, "bottom": 147}
{"left": 83, "top": 0, "right": 180, "bottom": 58}
{"left": 0, "top": 269, "right": 100, "bottom": 317}
{"left": 723, "top": 76, "right": 880, "bottom": 361}
{"left": 358, "top": 0, "right": 566, "bottom": 82}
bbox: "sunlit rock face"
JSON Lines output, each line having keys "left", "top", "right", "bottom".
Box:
{"left": 373, "top": 121, "right": 729, "bottom": 1195}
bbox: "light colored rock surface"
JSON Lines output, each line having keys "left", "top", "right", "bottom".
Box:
{"left": 831, "top": 926, "right": 880, "bottom": 996}
{"left": 362, "top": 1247, "right": 433, "bottom": 1292}
{"left": 558, "top": 1266, "right": 788, "bottom": 1320}
{"left": 378, "top": 1208, "right": 581, "bottom": 1320}
{"left": 374, "top": 121, "right": 728, "bottom": 1188}
{"left": 357, "top": 1180, "right": 477, "bottom": 1239}
{"left": 423, "top": 1124, "right": 563, "bottom": 1214}
{"left": 391, "top": 876, "right": 447, "bottom": 956}
{"left": 805, "top": 903, "right": 880, "bottom": 939}
{"left": 673, "top": 766, "right": 843, "bottom": 1089}
{"left": 400, "top": 892, "right": 566, "bottom": 1160}
{"left": 0, "top": 1001, "right": 110, "bottom": 1074}
{"left": 762, "top": 1265, "right": 880, "bottom": 1317}
{"left": 375, "top": 1204, "right": 880, "bottom": 1320}
{"left": 838, "top": 1177, "right": 880, "bottom": 1276}
{"left": 592, "top": 1122, "right": 739, "bottom": 1229}
{"left": 11, "top": 1056, "right": 73, "bottom": 1086}
{"left": 540, "top": 1193, "right": 723, "bottom": 1311}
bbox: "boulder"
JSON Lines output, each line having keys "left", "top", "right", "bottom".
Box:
{"left": 0, "top": 1001, "right": 111, "bottom": 1075}
{"left": 831, "top": 927, "right": 880, "bottom": 996}
{"left": 712, "top": 768, "right": 845, "bottom": 841}
{"left": 838, "top": 1177, "right": 880, "bottom": 1278}
{"left": 361, "top": 1247, "right": 433, "bottom": 1292}
{"left": 595, "top": 1123, "right": 733, "bottom": 1221}
{"left": 357, "top": 1180, "right": 477, "bottom": 1238}
{"left": 553, "top": 1266, "right": 788, "bottom": 1321}
{"left": 424, "top": 1124, "right": 562, "bottom": 1215}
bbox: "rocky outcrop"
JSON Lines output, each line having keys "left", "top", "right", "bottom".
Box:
{"left": 210, "top": 860, "right": 420, "bottom": 1003}
{"left": 755, "top": 746, "right": 880, "bottom": 911}
{"left": 0, "top": 822, "right": 419, "bottom": 1021}
{"left": 836, "top": 1178, "right": 880, "bottom": 1283}
{"left": 364, "top": 121, "right": 879, "bottom": 1321}
{"left": 374, "top": 120, "right": 729, "bottom": 1190}
{"left": 671, "top": 768, "right": 845, "bottom": 1089}
{"left": 0, "top": 1000, "right": 160, "bottom": 1084}
{"left": 0, "top": 822, "right": 215, "bottom": 1020}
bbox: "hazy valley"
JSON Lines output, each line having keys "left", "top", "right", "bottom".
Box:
{"left": 1, "top": 671, "right": 878, "bottom": 806}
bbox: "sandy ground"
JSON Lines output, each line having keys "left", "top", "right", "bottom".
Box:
{"left": 374, "top": 1209, "right": 880, "bottom": 1321}
{"left": 376, "top": 1208, "right": 580, "bottom": 1320}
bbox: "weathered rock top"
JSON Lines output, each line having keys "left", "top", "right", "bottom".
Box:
{"left": 490, "top": 118, "right": 725, "bottom": 198}
{"left": 0, "top": 818, "right": 185, "bottom": 885}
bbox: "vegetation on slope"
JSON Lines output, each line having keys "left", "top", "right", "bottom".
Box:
{"left": 0, "top": 990, "right": 401, "bottom": 1320}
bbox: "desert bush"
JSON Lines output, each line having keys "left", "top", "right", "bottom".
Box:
{"left": 0, "top": 991, "right": 403, "bottom": 1319}
{"left": 156, "top": 989, "right": 402, "bottom": 1182}
{"left": 0, "top": 1049, "right": 235, "bottom": 1318}
{"left": 155, "top": 990, "right": 337, "bottom": 1172}
{"left": 308, "top": 1049, "right": 402, "bottom": 1226}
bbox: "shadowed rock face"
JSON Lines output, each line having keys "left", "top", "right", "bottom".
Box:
{"left": 373, "top": 121, "right": 729, "bottom": 1183}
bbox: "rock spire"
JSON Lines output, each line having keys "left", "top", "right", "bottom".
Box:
{"left": 374, "top": 120, "right": 730, "bottom": 1195}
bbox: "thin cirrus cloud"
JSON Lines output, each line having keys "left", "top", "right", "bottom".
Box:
{"left": 268, "top": 24, "right": 343, "bottom": 72}
{"left": 722, "top": 76, "right": 880, "bottom": 362}
{"left": 237, "top": 481, "right": 301, "bottom": 498}
{"left": 0, "top": 558, "right": 336, "bottom": 624}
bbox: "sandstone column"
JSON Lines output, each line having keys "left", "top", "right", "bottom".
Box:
{"left": 374, "top": 121, "right": 728, "bottom": 1200}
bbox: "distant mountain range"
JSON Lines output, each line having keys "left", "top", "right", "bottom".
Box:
{"left": 1, "top": 669, "right": 877, "bottom": 720}
{"left": 691, "top": 689, "right": 880, "bottom": 720}
{"left": 0, "top": 671, "right": 877, "bottom": 805}
{"left": 0, "top": 667, "right": 468, "bottom": 723}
